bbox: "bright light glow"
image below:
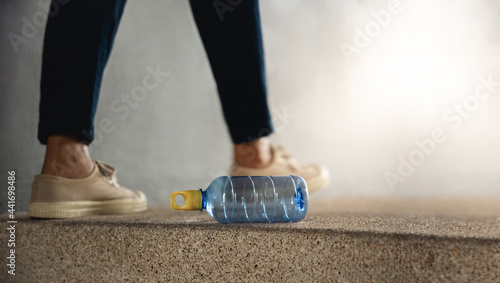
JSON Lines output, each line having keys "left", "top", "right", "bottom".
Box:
{"left": 348, "top": 0, "right": 489, "bottom": 123}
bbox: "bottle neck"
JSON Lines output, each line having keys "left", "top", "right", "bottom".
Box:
{"left": 200, "top": 189, "right": 207, "bottom": 211}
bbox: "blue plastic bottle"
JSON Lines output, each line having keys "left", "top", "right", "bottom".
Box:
{"left": 170, "top": 175, "right": 308, "bottom": 223}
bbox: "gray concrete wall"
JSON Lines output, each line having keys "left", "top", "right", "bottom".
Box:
{"left": 2, "top": 0, "right": 500, "bottom": 212}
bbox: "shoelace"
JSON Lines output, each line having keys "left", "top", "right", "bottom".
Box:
{"left": 96, "top": 161, "right": 120, "bottom": 187}
{"left": 274, "top": 146, "right": 300, "bottom": 171}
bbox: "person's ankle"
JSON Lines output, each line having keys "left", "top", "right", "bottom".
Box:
{"left": 41, "top": 135, "right": 95, "bottom": 179}
{"left": 233, "top": 137, "right": 272, "bottom": 169}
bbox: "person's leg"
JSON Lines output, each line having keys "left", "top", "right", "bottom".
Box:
{"left": 189, "top": 1, "right": 329, "bottom": 192}
{"left": 30, "top": 0, "right": 147, "bottom": 218}
{"left": 38, "top": 0, "right": 127, "bottom": 178}
{"left": 188, "top": 0, "right": 273, "bottom": 168}
{"left": 232, "top": 138, "right": 272, "bottom": 168}
{"left": 41, "top": 135, "right": 94, "bottom": 178}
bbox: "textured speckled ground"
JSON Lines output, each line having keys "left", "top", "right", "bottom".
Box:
{"left": 1, "top": 197, "right": 499, "bottom": 282}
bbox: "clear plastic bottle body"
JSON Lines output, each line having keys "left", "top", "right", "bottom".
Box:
{"left": 202, "top": 175, "right": 308, "bottom": 223}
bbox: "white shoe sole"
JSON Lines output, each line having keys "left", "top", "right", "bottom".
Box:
{"left": 28, "top": 191, "right": 147, "bottom": 219}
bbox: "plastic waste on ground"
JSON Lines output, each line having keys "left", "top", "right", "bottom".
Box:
{"left": 170, "top": 175, "right": 308, "bottom": 224}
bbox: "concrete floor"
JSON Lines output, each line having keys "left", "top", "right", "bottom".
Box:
{"left": 1, "top": 197, "right": 499, "bottom": 282}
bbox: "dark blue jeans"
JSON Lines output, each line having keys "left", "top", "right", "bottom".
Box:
{"left": 38, "top": 0, "right": 273, "bottom": 145}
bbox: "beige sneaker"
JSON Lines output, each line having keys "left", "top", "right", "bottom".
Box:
{"left": 28, "top": 160, "right": 147, "bottom": 218}
{"left": 229, "top": 145, "right": 329, "bottom": 193}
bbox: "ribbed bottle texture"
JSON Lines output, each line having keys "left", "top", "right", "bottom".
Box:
{"left": 201, "top": 175, "right": 308, "bottom": 223}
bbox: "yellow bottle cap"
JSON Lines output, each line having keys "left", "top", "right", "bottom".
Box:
{"left": 170, "top": 190, "right": 202, "bottom": 211}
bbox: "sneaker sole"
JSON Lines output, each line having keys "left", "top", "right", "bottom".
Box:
{"left": 28, "top": 191, "right": 147, "bottom": 219}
